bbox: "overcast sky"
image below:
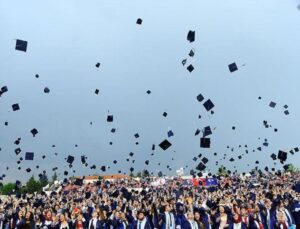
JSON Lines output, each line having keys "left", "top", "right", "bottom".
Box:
{"left": 1, "top": 0, "right": 300, "bottom": 183}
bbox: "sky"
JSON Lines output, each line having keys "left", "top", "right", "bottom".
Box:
{"left": 1, "top": 0, "right": 300, "bottom": 183}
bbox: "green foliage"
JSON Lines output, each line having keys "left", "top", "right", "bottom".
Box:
{"left": 39, "top": 174, "right": 49, "bottom": 187}
{"left": 52, "top": 172, "right": 58, "bottom": 183}
{"left": 0, "top": 183, "right": 16, "bottom": 195}
{"left": 217, "top": 165, "right": 228, "bottom": 176}
{"left": 135, "top": 170, "right": 150, "bottom": 178}
{"left": 286, "top": 164, "right": 299, "bottom": 173}
{"left": 26, "top": 176, "right": 42, "bottom": 194}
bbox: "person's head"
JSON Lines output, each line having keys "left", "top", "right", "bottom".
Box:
{"left": 219, "top": 205, "right": 225, "bottom": 214}
{"left": 264, "top": 199, "right": 271, "bottom": 209}
{"left": 25, "top": 211, "right": 33, "bottom": 221}
{"left": 277, "top": 211, "right": 286, "bottom": 223}
{"left": 92, "top": 211, "right": 98, "bottom": 219}
{"left": 18, "top": 210, "right": 23, "bottom": 218}
{"left": 77, "top": 214, "right": 83, "bottom": 221}
{"left": 59, "top": 214, "right": 66, "bottom": 222}
{"left": 45, "top": 210, "right": 52, "bottom": 220}
{"left": 164, "top": 204, "right": 170, "bottom": 212}
{"left": 187, "top": 211, "right": 194, "bottom": 221}
{"left": 233, "top": 213, "right": 241, "bottom": 224}
{"left": 137, "top": 211, "right": 145, "bottom": 221}
{"left": 114, "top": 211, "right": 121, "bottom": 219}
{"left": 194, "top": 212, "right": 200, "bottom": 221}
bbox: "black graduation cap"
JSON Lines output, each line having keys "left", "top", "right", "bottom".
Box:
{"left": 196, "top": 162, "right": 206, "bottom": 171}
{"left": 187, "top": 64, "right": 194, "bottom": 72}
{"left": 25, "top": 152, "right": 34, "bottom": 160}
{"left": 90, "top": 165, "right": 96, "bottom": 169}
{"left": 30, "top": 128, "right": 38, "bottom": 137}
{"left": 284, "top": 110, "right": 289, "bottom": 115}
{"left": 113, "top": 160, "right": 117, "bottom": 164}
{"left": 203, "top": 99, "right": 215, "bottom": 111}
{"left": 200, "top": 138, "right": 210, "bottom": 148}
{"left": 187, "top": 30, "right": 195, "bottom": 42}
{"left": 163, "top": 112, "right": 168, "bottom": 117}
{"left": 100, "top": 166, "right": 106, "bottom": 172}
{"left": 201, "top": 157, "right": 208, "bottom": 164}
{"left": 136, "top": 18, "right": 143, "bottom": 24}
{"left": 14, "top": 138, "right": 21, "bottom": 145}
{"left": 44, "top": 87, "right": 50, "bottom": 93}
{"left": 95, "top": 89, "right": 99, "bottom": 94}
{"left": 228, "top": 63, "right": 238, "bottom": 72}
{"left": 145, "top": 160, "right": 149, "bottom": 165}
{"left": 278, "top": 150, "right": 287, "bottom": 162}
{"left": 152, "top": 144, "right": 155, "bottom": 150}
{"left": 134, "top": 133, "right": 140, "bottom": 138}
{"left": 1, "top": 86, "right": 8, "bottom": 94}
{"left": 159, "top": 139, "right": 172, "bottom": 150}
{"left": 203, "top": 126, "right": 212, "bottom": 137}
{"left": 229, "top": 158, "right": 235, "bottom": 162}
{"left": 95, "top": 62, "right": 101, "bottom": 68}
{"left": 64, "top": 171, "right": 68, "bottom": 176}
{"left": 269, "top": 101, "right": 276, "bottom": 108}
{"left": 111, "top": 128, "right": 116, "bottom": 133}
{"left": 107, "top": 115, "right": 113, "bottom": 122}
{"left": 26, "top": 168, "right": 31, "bottom": 173}
{"left": 130, "top": 167, "right": 134, "bottom": 172}
{"left": 42, "top": 155, "right": 46, "bottom": 159}
{"left": 196, "top": 94, "right": 204, "bottom": 102}
{"left": 193, "top": 157, "right": 197, "bottom": 161}
{"left": 189, "top": 49, "right": 195, "bottom": 57}
{"left": 129, "top": 152, "right": 134, "bottom": 157}
{"left": 195, "top": 128, "right": 201, "bottom": 136}
{"left": 182, "top": 59, "right": 187, "bottom": 66}
{"left": 146, "top": 90, "right": 151, "bottom": 94}
{"left": 4, "top": 121, "right": 8, "bottom": 126}
{"left": 15, "top": 39, "right": 28, "bottom": 52}
{"left": 295, "top": 147, "right": 299, "bottom": 152}
{"left": 270, "top": 153, "right": 277, "bottom": 160}
{"left": 12, "top": 103, "right": 20, "bottom": 111}
{"left": 15, "top": 148, "right": 21, "bottom": 155}
{"left": 67, "top": 155, "right": 75, "bottom": 164}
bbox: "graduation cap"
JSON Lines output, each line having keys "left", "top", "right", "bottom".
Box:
{"left": 201, "top": 157, "right": 208, "bottom": 164}
{"left": 146, "top": 90, "right": 151, "bottom": 94}
{"left": 26, "top": 168, "right": 31, "bottom": 173}
{"left": 196, "top": 162, "right": 206, "bottom": 171}
{"left": 228, "top": 63, "right": 238, "bottom": 73}
{"left": 295, "top": 147, "right": 299, "bottom": 152}
{"left": 182, "top": 59, "right": 187, "bottom": 66}
{"left": 44, "top": 87, "right": 50, "bottom": 93}
{"left": 196, "top": 94, "right": 204, "bottom": 102}
{"left": 284, "top": 110, "right": 289, "bottom": 115}
{"left": 1, "top": 86, "right": 8, "bottom": 95}
{"left": 95, "top": 89, "right": 100, "bottom": 95}
{"left": 42, "top": 155, "right": 46, "bottom": 159}
{"left": 203, "top": 126, "right": 212, "bottom": 137}
{"left": 200, "top": 138, "right": 210, "bottom": 148}
{"left": 134, "top": 133, "right": 140, "bottom": 138}
{"left": 145, "top": 160, "right": 149, "bottom": 165}
{"left": 100, "top": 166, "right": 106, "bottom": 172}
{"left": 25, "top": 152, "right": 34, "bottom": 160}
{"left": 12, "top": 103, "right": 20, "bottom": 111}
{"left": 64, "top": 171, "right": 68, "bottom": 176}
{"left": 129, "top": 152, "right": 134, "bottom": 157}
{"left": 269, "top": 153, "right": 277, "bottom": 161}
{"left": 167, "top": 130, "right": 174, "bottom": 137}
{"left": 135, "top": 18, "right": 143, "bottom": 24}
{"left": 229, "top": 158, "right": 234, "bottom": 162}
{"left": 90, "top": 165, "right": 96, "bottom": 169}
{"left": 187, "top": 64, "right": 194, "bottom": 72}
{"left": 111, "top": 128, "right": 116, "bottom": 133}
{"left": 195, "top": 128, "right": 201, "bottom": 136}
{"left": 14, "top": 138, "right": 21, "bottom": 145}
{"left": 15, "top": 148, "right": 21, "bottom": 155}
{"left": 187, "top": 30, "right": 195, "bottom": 42}
{"left": 15, "top": 39, "right": 28, "bottom": 52}
{"left": 113, "top": 160, "right": 117, "bottom": 164}
{"left": 193, "top": 157, "right": 197, "bottom": 161}
{"left": 278, "top": 150, "right": 287, "bottom": 162}
{"left": 189, "top": 49, "right": 195, "bottom": 57}
{"left": 4, "top": 121, "right": 8, "bottom": 126}
{"left": 152, "top": 144, "right": 155, "bottom": 150}
{"left": 95, "top": 62, "right": 101, "bottom": 68}
{"left": 269, "top": 101, "right": 276, "bottom": 108}
{"left": 30, "top": 128, "right": 38, "bottom": 137}
{"left": 159, "top": 139, "right": 172, "bottom": 150}
{"left": 203, "top": 99, "right": 215, "bottom": 111}
{"left": 163, "top": 112, "right": 168, "bottom": 117}
{"left": 107, "top": 115, "right": 113, "bottom": 122}
{"left": 130, "top": 167, "right": 134, "bottom": 172}
{"left": 67, "top": 155, "right": 75, "bottom": 164}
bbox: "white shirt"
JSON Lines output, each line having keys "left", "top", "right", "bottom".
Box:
{"left": 188, "top": 220, "right": 198, "bottom": 229}
{"left": 137, "top": 218, "right": 147, "bottom": 229}
{"left": 89, "top": 218, "right": 98, "bottom": 229}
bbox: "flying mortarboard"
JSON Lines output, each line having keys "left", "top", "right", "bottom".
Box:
{"left": 200, "top": 138, "right": 210, "bottom": 148}
{"left": 269, "top": 101, "right": 276, "bottom": 108}
{"left": 25, "top": 152, "right": 34, "bottom": 160}
{"left": 203, "top": 99, "right": 215, "bottom": 111}
{"left": 67, "top": 155, "right": 75, "bottom": 164}
{"left": 12, "top": 103, "right": 20, "bottom": 111}
{"left": 136, "top": 18, "right": 143, "bottom": 25}
{"left": 187, "top": 64, "right": 194, "bottom": 72}
{"left": 44, "top": 87, "right": 50, "bottom": 93}
{"left": 159, "top": 139, "right": 172, "bottom": 150}
{"left": 187, "top": 30, "right": 195, "bottom": 42}
{"left": 30, "top": 128, "right": 38, "bottom": 137}
{"left": 15, "top": 39, "right": 28, "bottom": 52}
{"left": 107, "top": 115, "right": 113, "bottom": 122}
{"left": 228, "top": 63, "right": 238, "bottom": 72}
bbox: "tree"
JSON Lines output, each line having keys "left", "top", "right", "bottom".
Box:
{"left": 0, "top": 183, "right": 16, "bottom": 195}
{"left": 285, "top": 164, "right": 299, "bottom": 173}
{"left": 26, "top": 176, "right": 41, "bottom": 194}
{"left": 217, "top": 165, "right": 228, "bottom": 176}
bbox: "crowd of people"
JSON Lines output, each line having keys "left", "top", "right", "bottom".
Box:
{"left": 0, "top": 172, "right": 300, "bottom": 229}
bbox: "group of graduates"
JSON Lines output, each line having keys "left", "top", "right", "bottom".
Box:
{"left": 0, "top": 172, "right": 300, "bottom": 229}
